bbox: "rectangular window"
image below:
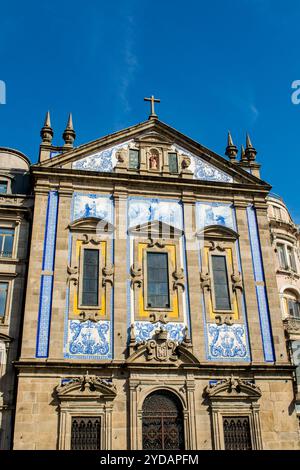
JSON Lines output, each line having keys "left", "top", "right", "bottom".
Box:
{"left": 0, "top": 182, "right": 7, "bottom": 194}
{"left": 0, "top": 282, "right": 8, "bottom": 318}
{"left": 71, "top": 417, "right": 101, "bottom": 450}
{"left": 147, "top": 252, "right": 170, "bottom": 308}
{"left": 223, "top": 416, "right": 252, "bottom": 450}
{"left": 0, "top": 228, "right": 14, "bottom": 258}
{"left": 81, "top": 249, "right": 99, "bottom": 306}
{"left": 277, "top": 244, "right": 288, "bottom": 269}
{"left": 288, "top": 300, "right": 300, "bottom": 319}
{"left": 129, "top": 149, "right": 139, "bottom": 169}
{"left": 287, "top": 246, "right": 297, "bottom": 272}
{"left": 211, "top": 255, "right": 231, "bottom": 310}
{"left": 168, "top": 153, "right": 178, "bottom": 173}
{"left": 273, "top": 206, "right": 281, "bottom": 219}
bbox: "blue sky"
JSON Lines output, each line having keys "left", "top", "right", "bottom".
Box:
{"left": 0, "top": 0, "right": 299, "bottom": 221}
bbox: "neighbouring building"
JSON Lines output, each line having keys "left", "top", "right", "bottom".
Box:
{"left": 267, "top": 193, "right": 300, "bottom": 423}
{"left": 4, "top": 102, "right": 300, "bottom": 450}
{"left": 0, "top": 148, "right": 32, "bottom": 449}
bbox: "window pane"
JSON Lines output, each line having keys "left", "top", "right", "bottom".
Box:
{"left": 0, "top": 229, "right": 14, "bottom": 258}
{"left": 147, "top": 252, "right": 170, "bottom": 308}
{"left": 287, "top": 246, "right": 297, "bottom": 271}
{"left": 129, "top": 149, "right": 139, "bottom": 169}
{"left": 82, "top": 249, "right": 99, "bottom": 306}
{"left": 168, "top": 153, "right": 178, "bottom": 173}
{"left": 0, "top": 283, "right": 8, "bottom": 317}
{"left": 211, "top": 255, "right": 231, "bottom": 310}
{"left": 0, "top": 182, "right": 7, "bottom": 194}
{"left": 277, "top": 244, "right": 287, "bottom": 269}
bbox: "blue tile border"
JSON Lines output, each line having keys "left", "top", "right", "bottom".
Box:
{"left": 246, "top": 205, "right": 275, "bottom": 362}
{"left": 36, "top": 191, "right": 59, "bottom": 358}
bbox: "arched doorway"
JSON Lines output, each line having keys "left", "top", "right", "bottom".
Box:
{"left": 142, "top": 390, "right": 185, "bottom": 450}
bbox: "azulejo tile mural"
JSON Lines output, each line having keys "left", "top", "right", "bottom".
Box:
{"left": 72, "top": 140, "right": 133, "bottom": 172}
{"left": 64, "top": 320, "right": 111, "bottom": 359}
{"left": 196, "top": 202, "right": 234, "bottom": 230}
{"left": 72, "top": 193, "right": 113, "bottom": 223}
{"left": 134, "top": 321, "right": 186, "bottom": 343}
{"left": 128, "top": 197, "right": 183, "bottom": 230}
{"left": 172, "top": 144, "right": 233, "bottom": 183}
{"left": 206, "top": 323, "right": 250, "bottom": 361}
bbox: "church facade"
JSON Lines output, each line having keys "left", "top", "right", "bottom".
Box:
{"left": 6, "top": 105, "right": 300, "bottom": 450}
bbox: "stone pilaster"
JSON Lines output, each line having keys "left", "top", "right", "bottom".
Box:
{"left": 113, "top": 190, "right": 129, "bottom": 360}
{"left": 48, "top": 185, "right": 72, "bottom": 359}
{"left": 234, "top": 201, "right": 265, "bottom": 362}
{"left": 254, "top": 202, "right": 288, "bottom": 363}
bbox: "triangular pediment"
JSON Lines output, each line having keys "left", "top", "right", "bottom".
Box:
{"left": 35, "top": 119, "right": 270, "bottom": 188}
{"left": 129, "top": 219, "right": 183, "bottom": 238}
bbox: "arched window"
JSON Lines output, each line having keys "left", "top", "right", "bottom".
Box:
{"left": 284, "top": 289, "right": 300, "bottom": 319}
{"left": 142, "top": 390, "right": 184, "bottom": 450}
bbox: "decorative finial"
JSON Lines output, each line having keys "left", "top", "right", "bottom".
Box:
{"left": 225, "top": 131, "right": 238, "bottom": 161}
{"left": 240, "top": 144, "right": 247, "bottom": 162}
{"left": 40, "top": 111, "right": 53, "bottom": 145}
{"left": 144, "top": 95, "right": 160, "bottom": 120}
{"left": 245, "top": 132, "right": 257, "bottom": 161}
{"left": 62, "top": 113, "right": 76, "bottom": 147}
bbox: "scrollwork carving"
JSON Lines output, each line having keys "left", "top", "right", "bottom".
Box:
{"left": 231, "top": 272, "right": 243, "bottom": 292}
{"left": 146, "top": 327, "right": 178, "bottom": 362}
{"left": 172, "top": 268, "right": 185, "bottom": 291}
{"left": 67, "top": 265, "right": 78, "bottom": 286}
{"left": 78, "top": 234, "right": 101, "bottom": 245}
{"left": 209, "top": 240, "right": 226, "bottom": 252}
{"left": 215, "top": 314, "right": 234, "bottom": 326}
{"left": 102, "top": 263, "right": 114, "bottom": 287}
{"left": 79, "top": 311, "right": 100, "bottom": 322}
{"left": 130, "top": 263, "right": 143, "bottom": 289}
{"left": 200, "top": 271, "right": 211, "bottom": 291}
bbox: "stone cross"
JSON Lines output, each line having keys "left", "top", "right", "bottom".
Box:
{"left": 144, "top": 95, "right": 160, "bottom": 119}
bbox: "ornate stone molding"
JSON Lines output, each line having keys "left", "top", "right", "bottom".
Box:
{"left": 56, "top": 374, "right": 117, "bottom": 400}
{"left": 130, "top": 263, "right": 143, "bottom": 289}
{"left": 102, "top": 263, "right": 114, "bottom": 287}
{"left": 231, "top": 272, "right": 243, "bottom": 292}
{"left": 172, "top": 268, "right": 185, "bottom": 291}
{"left": 204, "top": 376, "right": 262, "bottom": 399}
{"left": 67, "top": 265, "right": 78, "bottom": 286}
{"left": 149, "top": 312, "right": 168, "bottom": 324}
{"left": 146, "top": 328, "right": 178, "bottom": 362}
{"left": 78, "top": 233, "right": 101, "bottom": 245}
{"left": 283, "top": 317, "right": 300, "bottom": 334}
{"left": 215, "top": 314, "right": 234, "bottom": 326}
{"left": 79, "top": 311, "right": 100, "bottom": 322}
{"left": 200, "top": 271, "right": 211, "bottom": 291}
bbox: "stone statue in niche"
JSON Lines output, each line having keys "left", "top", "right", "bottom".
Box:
{"left": 149, "top": 149, "right": 159, "bottom": 170}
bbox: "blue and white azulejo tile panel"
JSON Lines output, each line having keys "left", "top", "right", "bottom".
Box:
{"left": 72, "top": 193, "right": 113, "bottom": 223}
{"left": 206, "top": 323, "right": 250, "bottom": 361}
{"left": 72, "top": 140, "right": 133, "bottom": 172}
{"left": 134, "top": 321, "right": 186, "bottom": 343}
{"left": 64, "top": 320, "right": 112, "bottom": 360}
{"left": 196, "top": 202, "right": 234, "bottom": 230}
{"left": 172, "top": 144, "right": 233, "bottom": 183}
{"left": 128, "top": 197, "right": 183, "bottom": 230}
